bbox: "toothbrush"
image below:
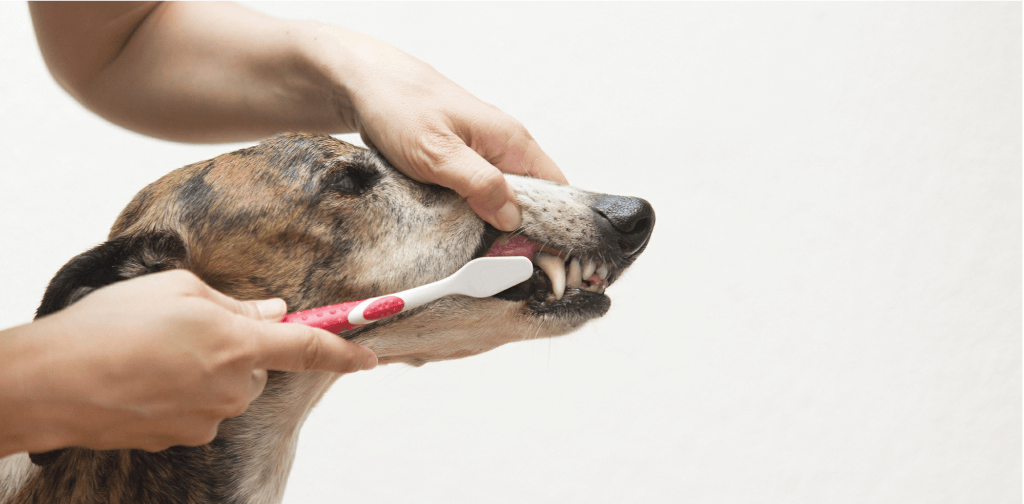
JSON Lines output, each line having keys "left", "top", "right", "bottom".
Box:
{"left": 281, "top": 256, "right": 534, "bottom": 334}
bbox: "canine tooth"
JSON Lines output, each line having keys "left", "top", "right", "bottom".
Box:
{"left": 534, "top": 252, "right": 566, "bottom": 300}
{"left": 581, "top": 259, "right": 596, "bottom": 280}
{"left": 596, "top": 263, "right": 609, "bottom": 280}
{"left": 567, "top": 258, "right": 582, "bottom": 288}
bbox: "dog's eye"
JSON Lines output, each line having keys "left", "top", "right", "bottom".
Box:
{"left": 327, "top": 166, "right": 379, "bottom": 196}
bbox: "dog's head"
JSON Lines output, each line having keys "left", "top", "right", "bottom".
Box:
{"left": 39, "top": 133, "right": 655, "bottom": 366}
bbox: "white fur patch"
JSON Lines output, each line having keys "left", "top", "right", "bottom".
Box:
{"left": 0, "top": 453, "right": 37, "bottom": 503}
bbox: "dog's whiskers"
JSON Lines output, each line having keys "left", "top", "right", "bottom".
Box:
{"left": 525, "top": 320, "right": 544, "bottom": 343}
{"left": 14, "top": 132, "right": 651, "bottom": 504}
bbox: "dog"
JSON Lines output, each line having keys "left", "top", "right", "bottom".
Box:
{"left": 0, "top": 133, "right": 654, "bottom": 504}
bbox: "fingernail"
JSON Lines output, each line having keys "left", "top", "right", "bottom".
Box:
{"left": 254, "top": 298, "right": 288, "bottom": 320}
{"left": 494, "top": 200, "right": 522, "bottom": 231}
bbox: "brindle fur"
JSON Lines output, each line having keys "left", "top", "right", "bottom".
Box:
{"left": 1, "top": 133, "right": 653, "bottom": 504}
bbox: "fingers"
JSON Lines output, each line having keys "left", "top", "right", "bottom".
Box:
{"left": 425, "top": 143, "right": 523, "bottom": 231}
{"left": 150, "top": 270, "right": 376, "bottom": 374}
{"left": 194, "top": 281, "right": 377, "bottom": 374}
{"left": 240, "top": 296, "right": 376, "bottom": 374}
{"left": 179, "top": 272, "right": 287, "bottom": 322}
{"left": 472, "top": 118, "right": 568, "bottom": 185}
{"left": 504, "top": 143, "right": 568, "bottom": 186}
{"left": 251, "top": 321, "right": 377, "bottom": 374}
{"left": 412, "top": 111, "right": 567, "bottom": 231}
{"left": 250, "top": 298, "right": 288, "bottom": 321}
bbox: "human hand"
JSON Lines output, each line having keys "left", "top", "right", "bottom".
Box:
{"left": 313, "top": 29, "right": 570, "bottom": 231}
{"left": 29, "top": 2, "right": 569, "bottom": 231}
{"left": 0, "top": 269, "right": 376, "bottom": 454}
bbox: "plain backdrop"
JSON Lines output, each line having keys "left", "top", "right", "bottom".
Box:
{"left": 0, "top": 2, "right": 1019, "bottom": 503}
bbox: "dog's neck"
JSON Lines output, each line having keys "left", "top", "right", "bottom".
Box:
{"left": 0, "top": 371, "right": 339, "bottom": 504}
{"left": 219, "top": 370, "right": 340, "bottom": 504}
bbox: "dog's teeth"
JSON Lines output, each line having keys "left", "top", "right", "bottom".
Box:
{"left": 534, "top": 252, "right": 566, "bottom": 300}
{"left": 581, "top": 259, "right": 597, "bottom": 280}
{"left": 567, "top": 258, "right": 582, "bottom": 288}
{"left": 596, "top": 263, "right": 609, "bottom": 281}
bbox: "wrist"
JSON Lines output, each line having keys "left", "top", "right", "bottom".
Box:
{"left": 0, "top": 319, "right": 76, "bottom": 456}
{"left": 289, "top": 20, "right": 429, "bottom": 135}
{"left": 284, "top": 20, "right": 368, "bottom": 133}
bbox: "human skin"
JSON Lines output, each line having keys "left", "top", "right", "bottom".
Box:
{"left": 0, "top": 270, "right": 377, "bottom": 458}
{"left": 2, "top": 1, "right": 567, "bottom": 459}
{"left": 28, "top": 1, "right": 569, "bottom": 231}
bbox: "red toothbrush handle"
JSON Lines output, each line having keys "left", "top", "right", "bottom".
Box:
{"left": 280, "top": 300, "right": 365, "bottom": 334}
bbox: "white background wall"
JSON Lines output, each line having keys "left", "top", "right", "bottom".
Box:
{"left": 0, "top": 2, "right": 1019, "bottom": 503}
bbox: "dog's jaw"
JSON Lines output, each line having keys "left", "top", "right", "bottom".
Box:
{"left": 345, "top": 295, "right": 582, "bottom": 366}
{"left": 108, "top": 137, "right": 649, "bottom": 368}
{"left": 338, "top": 174, "right": 647, "bottom": 367}
{"left": 6, "top": 134, "right": 654, "bottom": 504}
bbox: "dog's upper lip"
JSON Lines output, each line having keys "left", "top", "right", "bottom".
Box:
{"left": 472, "top": 223, "right": 505, "bottom": 260}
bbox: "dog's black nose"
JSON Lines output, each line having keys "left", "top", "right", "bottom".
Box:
{"left": 591, "top": 195, "right": 655, "bottom": 257}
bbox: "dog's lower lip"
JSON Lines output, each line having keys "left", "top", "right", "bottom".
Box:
{"left": 493, "top": 263, "right": 610, "bottom": 306}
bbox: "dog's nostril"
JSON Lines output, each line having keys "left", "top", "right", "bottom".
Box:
{"left": 627, "top": 217, "right": 653, "bottom": 236}
{"left": 591, "top": 195, "right": 655, "bottom": 257}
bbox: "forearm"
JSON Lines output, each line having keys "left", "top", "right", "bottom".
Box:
{"left": 30, "top": 1, "right": 566, "bottom": 230}
{"left": 31, "top": 2, "right": 367, "bottom": 143}
{"left": 0, "top": 320, "right": 75, "bottom": 457}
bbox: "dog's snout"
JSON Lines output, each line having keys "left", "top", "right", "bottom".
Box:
{"left": 591, "top": 195, "right": 655, "bottom": 257}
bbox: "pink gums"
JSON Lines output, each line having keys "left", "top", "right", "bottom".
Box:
{"left": 483, "top": 235, "right": 607, "bottom": 288}
{"left": 483, "top": 235, "right": 540, "bottom": 258}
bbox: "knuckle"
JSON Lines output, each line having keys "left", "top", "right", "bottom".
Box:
{"left": 233, "top": 299, "right": 263, "bottom": 321}
{"left": 414, "top": 134, "right": 459, "bottom": 176}
{"left": 466, "top": 168, "right": 506, "bottom": 199}
{"left": 508, "top": 118, "right": 531, "bottom": 139}
{"left": 301, "top": 332, "right": 328, "bottom": 371}
{"left": 232, "top": 339, "right": 260, "bottom": 367}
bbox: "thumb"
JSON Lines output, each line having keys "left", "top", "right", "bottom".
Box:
{"left": 429, "top": 144, "right": 522, "bottom": 232}
{"left": 251, "top": 321, "right": 378, "bottom": 373}
{"left": 186, "top": 276, "right": 287, "bottom": 322}
{"left": 249, "top": 298, "right": 288, "bottom": 321}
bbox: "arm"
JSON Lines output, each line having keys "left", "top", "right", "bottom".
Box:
{"left": 29, "top": 1, "right": 567, "bottom": 231}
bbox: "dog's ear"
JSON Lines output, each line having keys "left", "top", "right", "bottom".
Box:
{"left": 35, "top": 231, "right": 188, "bottom": 318}
{"left": 29, "top": 231, "right": 188, "bottom": 467}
